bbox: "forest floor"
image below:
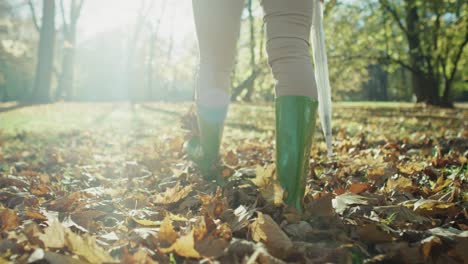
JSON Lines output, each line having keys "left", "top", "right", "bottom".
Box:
{"left": 0, "top": 102, "right": 466, "bottom": 264}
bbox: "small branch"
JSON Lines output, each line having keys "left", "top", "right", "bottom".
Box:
{"left": 60, "top": 0, "right": 70, "bottom": 37}
{"left": 76, "top": 0, "right": 85, "bottom": 19}
{"left": 27, "top": 0, "right": 40, "bottom": 32}
{"left": 448, "top": 32, "right": 468, "bottom": 82}
{"left": 378, "top": 0, "right": 407, "bottom": 35}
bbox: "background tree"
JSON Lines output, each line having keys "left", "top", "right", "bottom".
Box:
{"left": 29, "top": 0, "right": 56, "bottom": 103}
{"left": 377, "top": 0, "right": 467, "bottom": 106}
{"left": 55, "top": 0, "right": 85, "bottom": 101}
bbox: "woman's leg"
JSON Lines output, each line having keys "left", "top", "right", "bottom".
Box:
{"left": 188, "top": 0, "right": 244, "bottom": 181}
{"left": 262, "top": 0, "right": 319, "bottom": 211}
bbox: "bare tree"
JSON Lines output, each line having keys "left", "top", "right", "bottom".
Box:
{"left": 126, "top": 0, "right": 155, "bottom": 102}
{"left": 231, "top": 0, "right": 261, "bottom": 101}
{"left": 146, "top": 0, "right": 167, "bottom": 100}
{"left": 29, "top": 0, "right": 56, "bottom": 103}
{"left": 55, "top": 0, "right": 85, "bottom": 101}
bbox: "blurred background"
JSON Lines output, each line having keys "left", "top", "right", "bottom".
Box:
{"left": 0, "top": 0, "right": 466, "bottom": 107}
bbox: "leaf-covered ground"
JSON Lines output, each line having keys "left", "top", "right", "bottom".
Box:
{"left": 0, "top": 102, "right": 466, "bottom": 264}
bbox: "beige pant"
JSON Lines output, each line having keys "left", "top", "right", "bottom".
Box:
{"left": 193, "top": 0, "right": 318, "bottom": 107}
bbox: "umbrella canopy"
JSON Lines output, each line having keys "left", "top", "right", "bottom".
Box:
{"left": 311, "top": 0, "right": 333, "bottom": 157}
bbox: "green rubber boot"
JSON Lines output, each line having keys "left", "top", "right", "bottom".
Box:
{"left": 184, "top": 105, "right": 227, "bottom": 182}
{"left": 276, "top": 96, "right": 318, "bottom": 212}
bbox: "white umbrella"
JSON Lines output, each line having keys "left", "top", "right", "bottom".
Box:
{"left": 312, "top": 0, "right": 333, "bottom": 157}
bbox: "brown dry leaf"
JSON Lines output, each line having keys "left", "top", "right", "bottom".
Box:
{"left": 398, "top": 162, "right": 424, "bottom": 174}
{"left": 124, "top": 247, "right": 159, "bottom": 264}
{"left": 195, "top": 234, "right": 230, "bottom": 259}
{"left": 191, "top": 216, "right": 230, "bottom": 258}
{"left": 38, "top": 221, "right": 114, "bottom": 263}
{"left": 413, "top": 199, "right": 457, "bottom": 217}
{"left": 30, "top": 184, "right": 50, "bottom": 196}
{"left": 152, "top": 183, "right": 193, "bottom": 205}
{"left": 165, "top": 212, "right": 188, "bottom": 222}
{"left": 25, "top": 210, "right": 48, "bottom": 221}
{"left": 28, "top": 249, "right": 86, "bottom": 264}
{"left": 159, "top": 230, "right": 201, "bottom": 259}
{"left": 221, "top": 205, "right": 255, "bottom": 232}
{"left": 250, "top": 212, "right": 293, "bottom": 258}
{"left": 224, "top": 150, "right": 239, "bottom": 167}
{"left": 305, "top": 192, "right": 335, "bottom": 217}
{"left": 193, "top": 216, "right": 209, "bottom": 241}
{"left": 65, "top": 231, "right": 115, "bottom": 264}
{"left": 39, "top": 221, "right": 66, "bottom": 249}
{"left": 367, "top": 166, "right": 386, "bottom": 180}
{"left": 199, "top": 188, "right": 228, "bottom": 219}
{"left": 132, "top": 217, "right": 161, "bottom": 227}
{"left": 38, "top": 173, "right": 50, "bottom": 184}
{"left": 158, "top": 216, "right": 178, "bottom": 246}
{"left": 251, "top": 164, "right": 284, "bottom": 206}
{"left": 332, "top": 193, "right": 372, "bottom": 214}
{"left": 348, "top": 183, "right": 371, "bottom": 194}
{"left": 373, "top": 205, "right": 432, "bottom": 227}
{"left": 420, "top": 236, "right": 442, "bottom": 261}
{"left": 432, "top": 176, "right": 451, "bottom": 193}
{"left": 46, "top": 192, "right": 81, "bottom": 212}
{"left": 385, "top": 176, "right": 414, "bottom": 193}
{"left": 71, "top": 210, "right": 106, "bottom": 229}
{"left": 0, "top": 209, "right": 19, "bottom": 231}
{"left": 355, "top": 223, "right": 394, "bottom": 243}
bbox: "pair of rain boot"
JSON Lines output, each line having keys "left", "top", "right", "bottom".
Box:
{"left": 185, "top": 96, "right": 318, "bottom": 211}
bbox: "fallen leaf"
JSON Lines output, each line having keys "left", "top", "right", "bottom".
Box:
{"left": 199, "top": 188, "right": 227, "bottom": 219}
{"left": 398, "top": 162, "right": 424, "bottom": 174}
{"left": 221, "top": 205, "right": 255, "bottom": 232}
{"left": 413, "top": 199, "right": 457, "bottom": 217}
{"left": 195, "top": 233, "right": 230, "bottom": 259}
{"left": 25, "top": 210, "right": 48, "bottom": 221}
{"left": 65, "top": 231, "right": 115, "bottom": 264}
{"left": 100, "top": 232, "right": 119, "bottom": 242}
{"left": 355, "top": 223, "right": 394, "bottom": 243}
{"left": 28, "top": 248, "right": 86, "bottom": 264}
{"left": 251, "top": 164, "right": 283, "bottom": 206}
{"left": 305, "top": 192, "right": 335, "bottom": 217}
{"left": 46, "top": 192, "right": 81, "bottom": 212}
{"left": 373, "top": 205, "right": 431, "bottom": 227}
{"left": 38, "top": 221, "right": 66, "bottom": 249}
{"left": 152, "top": 183, "right": 193, "bottom": 205}
{"left": 225, "top": 150, "right": 239, "bottom": 167}
{"left": 385, "top": 176, "right": 414, "bottom": 193}
{"left": 38, "top": 220, "right": 114, "bottom": 263}
{"left": 348, "top": 183, "right": 371, "bottom": 194}
{"left": 431, "top": 176, "right": 451, "bottom": 193}
{"left": 420, "top": 236, "right": 442, "bottom": 261}
{"left": 132, "top": 217, "right": 161, "bottom": 227}
{"left": 30, "top": 184, "right": 50, "bottom": 196}
{"left": 158, "top": 216, "right": 178, "bottom": 246}
{"left": 71, "top": 210, "right": 106, "bottom": 230}
{"left": 250, "top": 212, "right": 292, "bottom": 258}
{"left": 0, "top": 209, "right": 19, "bottom": 231}
{"left": 332, "top": 193, "right": 372, "bottom": 214}
{"left": 159, "top": 230, "right": 201, "bottom": 259}
{"left": 122, "top": 247, "right": 159, "bottom": 264}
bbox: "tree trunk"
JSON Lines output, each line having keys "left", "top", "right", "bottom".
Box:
{"left": 57, "top": 34, "right": 76, "bottom": 101}
{"left": 404, "top": 0, "right": 440, "bottom": 105}
{"left": 32, "top": 0, "right": 55, "bottom": 103}
{"left": 411, "top": 72, "right": 439, "bottom": 104}
{"left": 146, "top": 31, "right": 156, "bottom": 101}
{"left": 244, "top": 0, "right": 256, "bottom": 102}
{"left": 440, "top": 80, "right": 454, "bottom": 107}
{"left": 57, "top": 0, "right": 83, "bottom": 101}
